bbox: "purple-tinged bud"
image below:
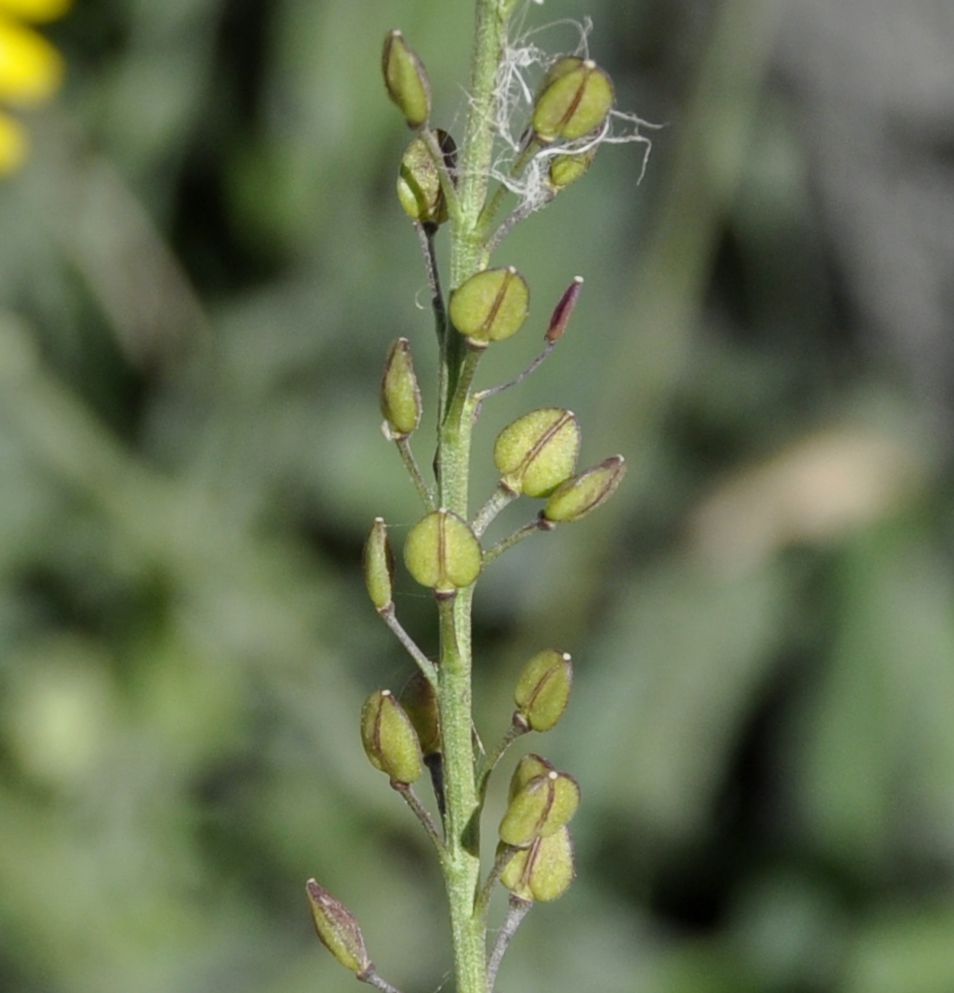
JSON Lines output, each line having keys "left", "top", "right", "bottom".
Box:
{"left": 542, "top": 455, "right": 626, "bottom": 524}
{"left": 305, "top": 879, "right": 372, "bottom": 975}
{"left": 545, "top": 277, "right": 584, "bottom": 345}
{"left": 360, "top": 689, "right": 423, "bottom": 784}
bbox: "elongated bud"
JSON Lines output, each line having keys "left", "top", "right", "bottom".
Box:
{"left": 548, "top": 147, "right": 598, "bottom": 192}
{"left": 305, "top": 879, "right": 372, "bottom": 975}
{"left": 545, "top": 277, "right": 584, "bottom": 345}
{"left": 514, "top": 650, "right": 573, "bottom": 732}
{"left": 499, "top": 828, "right": 575, "bottom": 902}
{"left": 400, "top": 671, "right": 441, "bottom": 757}
{"left": 542, "top": 455, "right": 626, "bottom": 524}
{"left": 382, "top": 30, "right": 431, "bottom": 128}
{"left": 404, "top": 509, "right": 482, "bottom": 594}
{"left": 449, "top": 266, "right": 530, "bottom": 346}
{"left": 363, "top": 517, "right": 394, "bottom": 611}
{"left": 494, "top": 408, "right": 581, "bottom": 498}
{"left": 499, "top": 769, "right": 580, "bottom": 847}
{"left": 532, "top": 57, "right": 614, "bottom": 144}
{"left": 380, "top": 338, "right": 422, "bottom": 439}
{"left": 397, "top": 129, "right": 456, "bottom": 225}
{"left": 360, "top": 689, "right": 423, "bottom": 784}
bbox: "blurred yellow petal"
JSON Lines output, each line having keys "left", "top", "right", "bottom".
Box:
{"left": 0, "top": 110, "right": 28, "bottom": 173}
{"left": 0, "top": 0, "right": 71, "bottom": 24}
{"left": 0, "top": 16, "right": 64, "bottom": 104}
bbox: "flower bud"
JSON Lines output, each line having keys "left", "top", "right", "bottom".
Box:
{"left": 397, "top": 129, "right": 456, "bottom": 225}
{"left": 499, "top": 828, "right": 575, "bottom": 903}
{"left": 382, "top": 30, "right": 431, "bottom": 129}
{"left": 380, "top": 338, "right": 422, "bottom": 439}
{"left": 545, "top": 276, "right": 584, "bottom": 345}
{"left": 493, "top": 408, "right": 580, "bottom": 498}
{"left": 532, "top": 57, "right": 614, "bottom": 144}
{"left": 404, "top": 509, "right": 482, "bottom": 594}
{"left": 400, "top": 671, "right": 441, "bottom": 757}
{"left": 508, "top": 753, "right": 555, "bottom": 799}
{"left": 363, "top": 517, "right": 394, "bottom": 612}
{"left": 514, "top": 650, "right": 573, "bottom": 732}
{"left": 305, "top": 879, "right": 372, "bottom": 975}
{"left": 542, "top": 455, "right": 626, "bottom": 524}
{"left": 360, "top": 689, "right": 423, "bottom": 784}
{"left": 548, "top": 147, "right": 598, "bottom": 192}
{"left": 449, "top": 266, "right": 530, "bottom": 346}
{"left": 499, "top": 769, "right": 580, "bottom": 847}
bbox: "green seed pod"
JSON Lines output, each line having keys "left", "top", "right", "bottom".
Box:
{"left": 514, "top": 650, "right": 573, "bottom": 732}
{"left": 380, "top": 338, "right": 422, "bottom": 439}
{"left": 449, "top": 266, "right": 530, "bottom": 346}
{"left": 382, "top": 30, "right": 431, "bottom": 129}
{"left": 400, "top": 671, "right": 441, "bottom": 757}
{"left": 360, "top": 689, "right": 423, "bottom": 784}
{"left": 396, "top": 129, "right": 456, "bottom": 225}
{"left": 548, "top": 147, "right": 598, "bottom": 191}
{"left": 542, "top": 455, "right": 626, "bottom": 524}
{"left": 305, "top": 879, "right": 372, "bottom": 976}
{"left": 363, "top": 517, "right": 394, "bottom": 612}
{"left": 493, "top": 408, "right": 581, "bottom": 498}
{"left": 404, "top": 509, "right": 482, "bottom": 594}
{"left": 500, "top": 828, "right": 575, "bottom": 903}
{"left": 532, "top": 57, "right": 614, "bottom": 144}
{"left": 509, "top": 753, "right": 555, "bottom": 799}
{"left": 499, "top": 769, "right": 581, "bottom": 847}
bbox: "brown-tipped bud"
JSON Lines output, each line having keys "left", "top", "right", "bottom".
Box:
{"left": 499, "top": 769, "right": 580, "bottom": 847}
{"left": 548, "top": 147, "right": 598, "bottom": 192}
{"left": 403, "top": 509, "right": 482, "bottom": 594}
{"left": 363, "top": 517, "right": 394, "bottom": 612}
{"left": 305, "top": 879, "right": 372, "bottom": 975}
{"left": 499, "top": 828, "right": 575, "bottom": 902}
{"left": 542, "top": 455, "right": 626, "bottom": 524}
{"left": 380, "top": 338, "right": 422, "bottom": 439}
{"left": 545, "top": 276, "right": 584, "bottom": 345}
{"left": 400, "top": 671, "right": 441, "bottom": 757}
{"left": 494, "top": 408, "right": 581, "bottom": 498}
{"left": 449, "top": 266, "right": 530, "bottom": 346}
{"left": 514, "top": 650, "right": 573, "bottom": 732}
{"left": 397, "top": 129, "right": 456, "bottom": 225}
{"left": 360, "top": 689, "right": 423, "bottom": 784}
{"left": 532, "top": 57, "right": 614, "bottom": 144}
{"left": 382, "top": 30, "right": 431, "bottom": 129}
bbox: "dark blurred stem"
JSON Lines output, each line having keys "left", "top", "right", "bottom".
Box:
{"left": 378, "top": 605, "right": 438, "bottom": 687}
{"left": 422, "top": 129, "right": 462, "bottom": 224}
{"left": 487, "top": 897, "right": 533, "bottom": 992}
{"left": 392, "top": 781, "right": 447, "bottom": 863}
{"left": 415, "top": 222, "right": 449, "bottom": 422}
{"left": 425, "top": 752, "right": 447, "bottom": 822}
{"left": 395, "top": 436, "right": 436, "bottom": 508}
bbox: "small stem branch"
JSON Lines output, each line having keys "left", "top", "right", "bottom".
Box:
{"left": 482, "top": 518, "right": 550, "bottom": 567}
{"left": 475, "top": 845, "right": 518, "bottom": 919}
{"left": 487, "top": 897, "right": 533, "bottom": 993}
{"left": 425, "top": 752, "right": 447, "bottom": 822}
{"left": 396, "top": 436, "right": 436, "bottom": 509}
{"left": 478, "top": 141, "right": 538, "bottom": 234}
{"left": 393, "top": 781, "right": 447, "bottom": 863}
{"left": 474, "top": 342, "right": 556, "bottom": 413}
{"left": 472, "top": 483, "right": 518, "bottom": 538}
{"left": 487, "top": 191, "right": 554, "bottom": 254}
{"left": 414, "top": 223, "right": 450, "bottom": 421}
{"left": 360, "top": 967, "right": 406, "bottom": 993}
{"left": 478, "top": 715, "right": 529, "bottom": 799}
{"left": 378, "top": 605, "right": 438, "bottom": 688}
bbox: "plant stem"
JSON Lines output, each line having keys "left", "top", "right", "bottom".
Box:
{"left": 486, "top": 897, "right": 532, "bottom": 993}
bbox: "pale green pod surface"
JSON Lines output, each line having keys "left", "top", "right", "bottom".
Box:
{"left": 449, "top": 266, "right": 530, "bottom": 345}
{"left": 498, "top": 841, "right": 533, "bottom": 902}
{"left": 499, "top": 769, "right": 580, "bottom": 846}
{"left": 382, "top": 29, "right": 431, "bottom": 128}
{"left": 305, "top": 879, "right": 372, "bottom": 975}
{"left": 400, "top": 670, "right": 441, "bottom": 757}
{"left": 493, "top": 408, "right": 580, "bottom": 498}
{"left": 360, "top": 689, "right": 423, "bottom": 784}
{"left": 396, "top": 129, "right": 456, "bottom": 225}
{"left": 363, "top": 517, "right": 394, "bottom": 611}
{"left": 527, "top": 828, "right": 575, "bottom": 902}
{"left": 543, "top": 455, "right": 626, "bottom": 524}
{"left": 549, "top": 147, "right": 597, "bottom": 191}
{"left": 380, "top": 337, "right": 422, "bottom": 438}
{"left": 508, "top": 752, "right": 555, "bottom": 800}
{"left": 532, "top": 58, "right": 614, "bottom": 144}
{"left": 404, "top": 509, "right": 482, "bottom": 593}
{"left": 514, "top": 649, "right": 573, "bottom": 732}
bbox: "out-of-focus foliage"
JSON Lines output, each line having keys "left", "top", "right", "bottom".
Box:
{"left": 2, "top": 1, "right": 953, "bottom": 992}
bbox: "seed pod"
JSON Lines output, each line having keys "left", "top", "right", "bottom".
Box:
{"left": 542, "top": 455, "right": 626, "bottom": 524}
{"left": 545, "top": 277, "right": 584, "bottom": 345}
{"left": 363, "top": 517, "right": 394, "bottom": 612}
{"left": 499, "top": 828, "right": 575, "bottom": 903}
{"left": 532, "top": 57, "right": 614, "bottom": 144}
{"left": 514, "top": 650, "right": 573, "bottom": 732}
{"left": 548, "top": 147, "right": 598, "bottom": 192}
{"left": 499, "top": 769, "right": 580, "bottom": 847}
{"left": 400, "top": 671, "right": 441, "bottom": 757}
{"left": 305, "top": 879, "right": 372, "bottom": 975}
{"left": 382, "top": 29, "right": 431, "bottom": 129}
{"left": 404, "top": 509, "right": 482, "bottom": 594}
{"left": 380, "top": 338, "right": 422, "bottom": 438}
{"left": 508, "top": 753, "right": 555, "bottom": 799}
{"left": 493, "top": 408, "right": 581, "bottom": 498}
{"left": 396, "top": 129, "right": 456, "bottom": 225}
{"left": 449, "top": 266, "right": 530, "bottom": 346}
{"left": 360, "top": 689, "right": 423, "bottom": 784}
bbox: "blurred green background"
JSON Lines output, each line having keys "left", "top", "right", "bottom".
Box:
{"left": 2, "top": 1, "right": 954, "bottom": 991}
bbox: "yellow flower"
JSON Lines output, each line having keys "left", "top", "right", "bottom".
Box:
{"left": 0, "top": 0, "right": 71, "bottom": 175}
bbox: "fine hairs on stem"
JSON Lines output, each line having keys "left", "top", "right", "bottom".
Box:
{"left": 306, "top": 4, "right": 642, "bottom": 992}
